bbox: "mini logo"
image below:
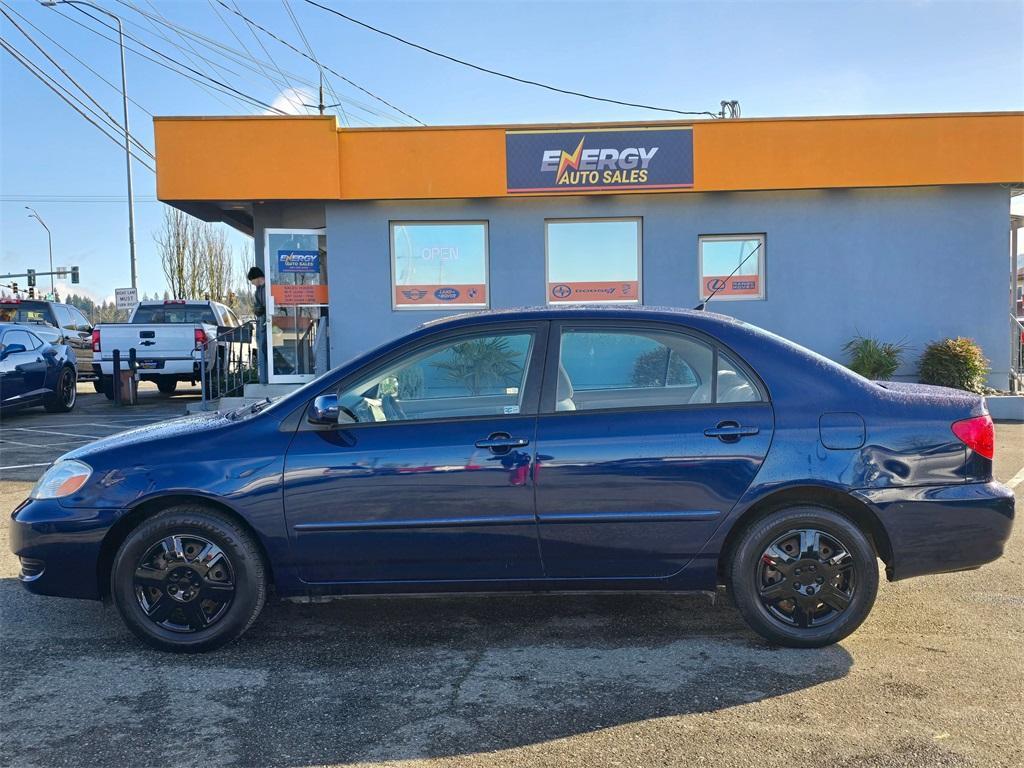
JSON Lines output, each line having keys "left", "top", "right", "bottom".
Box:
{"left": 434, "top": 287, "right": 460, "bottom": 301}
{"left": 551, "top": 284, "right": 572, "bottom": 299}
{"left": 401, "top": 289, "right": 428, "bottom": 300}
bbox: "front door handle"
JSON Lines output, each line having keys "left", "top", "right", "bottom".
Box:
{"left": 704, "top": 421, "right": 760, "bottom": 442}
{"left": 475, "top": 432, "right": 530, "bottom": 454}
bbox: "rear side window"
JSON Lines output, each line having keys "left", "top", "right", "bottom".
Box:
{"left": 717, "top": 352, "right": 760, "bottom": 403}
{"left": 132, "top": 304, "right": 218, "bottom": 324}
{"left": 557, "top": 328, "right": 714, "bottom": 412}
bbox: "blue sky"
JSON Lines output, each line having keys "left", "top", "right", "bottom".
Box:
{"left": 2, "top": 0, "right": 1022, "bottom": 303}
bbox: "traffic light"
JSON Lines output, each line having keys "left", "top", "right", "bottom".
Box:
{"left": 70, "top": 266, "right": 80, "bottom": 284}
{"left": 28, "top": 286, "right": 35, "bottom": 299}
{"left": 11, "top": 282, "right": 18, "bottom": 295}
{"left": 26, "top": 269, "right": 36, "bottom": 287}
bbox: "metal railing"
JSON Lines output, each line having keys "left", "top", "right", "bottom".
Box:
{"left": 1011, "top": 314, "right": 1024, "bottom": 394}
{"left": 199, "top": 320, "right": 257, "bottom": 410}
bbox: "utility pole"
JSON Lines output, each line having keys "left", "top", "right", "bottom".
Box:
{"left": 43, "top": 0, "right": 137, "bottom": 289}
{"left": 25, "top": 207, "right": 54, "bottom": 293}
{"left": 302, "top": 71, "right": 340, "bottom": 115}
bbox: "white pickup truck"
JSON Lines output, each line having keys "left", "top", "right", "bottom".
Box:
{"left": 92, "top": 299, "right": 242, "bottom": 397}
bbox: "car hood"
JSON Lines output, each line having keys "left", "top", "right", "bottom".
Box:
{"left": 62, "top": 410, "right": 229, "bottom": 463}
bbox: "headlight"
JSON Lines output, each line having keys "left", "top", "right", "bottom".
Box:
{"left": 30, "top": 460, "right": 93, "bottom": 499}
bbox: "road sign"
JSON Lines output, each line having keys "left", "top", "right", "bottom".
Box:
{"left": 115, "top": 287, "right": 138, "bottom": 310}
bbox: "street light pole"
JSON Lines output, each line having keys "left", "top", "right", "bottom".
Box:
{"left": 42, "top": 0, "right": 137, "bottom": 290}
{"left": 25, "top": 207, "right": 54, "bottom": 293}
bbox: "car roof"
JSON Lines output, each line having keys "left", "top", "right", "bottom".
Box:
{"left": 419, "top": 304, "right": 744, "bottom": 331}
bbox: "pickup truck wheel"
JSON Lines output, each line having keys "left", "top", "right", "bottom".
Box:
{"left": 728, "top": 506, "right": 878, "bottom": 648}
{"left": 101, "top": 376, "right": 115, "bottom": 400}
{"left": 111, "top": 506, "right": 267, "bottom": 653}
{"left": 156, "top": 377, "right": 178, "bottom": 395}
{"left": 92, "top": 379, "right": 103, "bottom": 393}
{"left": 44, "top": 366, "right": 77, "bottom": 413}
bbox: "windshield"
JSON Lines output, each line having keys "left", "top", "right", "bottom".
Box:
{"left": 0, "top": 302, "right": 50, "bottom": 325}
{"left": 132, "top": 304, "right": 217, "bottom": 324}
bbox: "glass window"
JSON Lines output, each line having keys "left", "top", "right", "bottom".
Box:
{"left": 0, "top": 301, "right": 49, "bottom": 324}
{"left": 546, "top": 218, "right": 641, "bottom": 304}
{"left": 131, "top": 304, "right": 218, "bottom": 324}
{"left": 698, "top": 235, "right": 765, "bottom": 301}
{"left": 337, "top": 332, "right": 534, "bottom": 424}
{"left": 69, "top": 307, "right": 91, "bottom": 330}
{"left": 391, "top": 222, "right": 488, "bottom": 310}
{"left": 53, "top": 304, "right": 74, "bottom": 330}
{"left": 2, "top": 329, "right": 37, "bottom": 350}
{"left": 717, "top": 352, "right": 760, "bottom": 403}
{"left": 557, "top": 328, "right": 713, "bottom": 411}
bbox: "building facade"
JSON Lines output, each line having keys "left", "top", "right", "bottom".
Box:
{"left": 153, "top": 112, "right": 1024, "bottom": 387}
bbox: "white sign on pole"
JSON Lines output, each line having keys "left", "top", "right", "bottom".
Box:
{"left": 115, "top": 287, "right": 138, "bottom": 310}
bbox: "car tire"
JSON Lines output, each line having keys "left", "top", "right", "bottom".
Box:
{"left": 101, "top": 376, "right": 115, "bottom": 400}
{"left": 156, "top": 377, "right": 178, "bottom": 395}
{"left": 92, "top": 379, "right": 104, "bottom": 393}
{"left": 44, "top": 365, "right": 77, "bottom": 413}
{"left": 110, "top": 505, "right": 267, "bottom": 653}
{"left": 728, "top": 505, "right": 878, "bottom": 648}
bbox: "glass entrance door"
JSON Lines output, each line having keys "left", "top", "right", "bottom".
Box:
{"left": 264, "top": 228, "right": 329, "bottom": 384}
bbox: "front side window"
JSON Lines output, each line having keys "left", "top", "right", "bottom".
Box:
{"left": 698, "top": 234, "right": 765, "bottom": 301}
{"left": 2, "top": 329, "right": 38, "bottom": 351}
{"left": 391, "top": 222, "right": 488, "bottom": 310}
{"left": 557, "top": 328, "right": 713, "bottom": 411}
{"left": 53, "top": 304, "right": 74, "bottom": 329}
{"left": 337, "top": 332, "right": 534, "bottom": 423}
{"left": 546, "top": 218, "right": 641, "bottom": 304}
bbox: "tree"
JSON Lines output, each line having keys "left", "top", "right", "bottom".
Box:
{"left": 155, "top": 206, "right": 243, "bottom": 303}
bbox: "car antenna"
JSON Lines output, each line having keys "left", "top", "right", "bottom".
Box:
{"left": 694, "top": 240, "right": 763, "bottom": 310}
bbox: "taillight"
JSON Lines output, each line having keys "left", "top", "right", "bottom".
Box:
{"left": 91, "top": 328, "right": 101, "bottom": 352}
{"left": 194, "top": 328, "right": 208, "bottom": 350}
{"left": 951, "top": 414, "right": 994, "bottom": 460}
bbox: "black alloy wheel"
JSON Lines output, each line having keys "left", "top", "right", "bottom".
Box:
{"left": 133, "top": 534, "right": 235, "bottom": 633}
{"left": 111, "top": 506, "right": 266, "bottom": 653}
{"left": 45, "top": 366, "right": 77, "bottom": 412}
{"left": 729, "top": 506, "right": 878, "bottom": 648}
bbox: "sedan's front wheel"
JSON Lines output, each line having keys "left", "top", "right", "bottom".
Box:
{"left": 111, "top": 506, "right": 266, "bottom": 653}
{"left": 729, "top": 506, "right": 878, "bottom": 648}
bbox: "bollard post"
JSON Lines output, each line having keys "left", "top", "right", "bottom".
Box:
{"left": 126, "top": 348, "right": 138, "bottom": 405}
{"left": 199, "top": 338, "right": 208, "bottom": 411}
{"left": 112, "top": 349, "right": 121, "bottom": 406}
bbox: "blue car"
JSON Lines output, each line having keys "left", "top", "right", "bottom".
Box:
{"left": 0, "top": 322, "right": 77, "bottom": 413}
{"left": 9, "top": 308, "right": 1014, "bottom": 652}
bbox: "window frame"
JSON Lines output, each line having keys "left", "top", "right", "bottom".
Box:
{"left": 298, "top": 320, "right": 550, "bottom": 431}
{"left": 539, "top": 320, "right": 767, "bottom": 416}
{"left": 697, "top": 233, "right": 766, "bottom": 302}
{"left": 389, "top": 220, "right": 491, "bottom": 311}
{"left": 544, "top": 217, "right": 643, "bottom": 305}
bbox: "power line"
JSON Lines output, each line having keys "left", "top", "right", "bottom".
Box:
{"left": 302, "top": 0, "right": 720, "bottom": 119}
{"left": 0, "top": 5, "right": 154, "bottom": 159}
{"left": 0, "top": 37, "right": 155, "bottom": 172}
{"left": 51, "top": 4, "right": 289, "bottom": 115}
{"left": 0, "top": 0, "right": 153, "bottom": 116}
{"left": 214, "top": 0, "right": 424, "bottom": 125}
{"left": 281, "top": 0, "right": 347, "bottom": 123}
{"left": 228, "top": 0, "right": 307, "bottom": 114}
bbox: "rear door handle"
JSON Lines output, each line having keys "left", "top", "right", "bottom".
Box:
{"left": 704, "top": 422, "right": 760, "bottom": 441}
{"left": 475, "top": 432, "right": 530, "bottom": 453}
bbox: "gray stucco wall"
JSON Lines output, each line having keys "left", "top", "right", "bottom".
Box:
{"left": 323, "top": 185, "right": 1010, "bottom": 385}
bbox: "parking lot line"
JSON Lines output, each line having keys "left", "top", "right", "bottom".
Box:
{"left": 0, "top": 437, "right": 92, "bottom": 449}
{"left": 5, "top": 427, "right": 114, "bottom": 440}
{"left": 1006, "top": 466, "right": 1024, "bottom": 490}
{"left": 0, "top": 462, "right": 51, "bottom": 470}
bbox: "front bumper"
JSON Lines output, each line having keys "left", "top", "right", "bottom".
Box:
{"left": 857, "top": 481, "right": 1016, "bottom": 581}
{"left": 9, "top": 497, "right": 117, "bottom": 600}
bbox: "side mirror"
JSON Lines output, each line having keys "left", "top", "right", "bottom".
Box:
{"left": 42, "top": 346, "right": 58, "bottom": 357}
{"left": 308, "top": 394, "right": 357, "bottom": 425}
{"left": 1, "top": 343, "right": 26, "bottom": 359}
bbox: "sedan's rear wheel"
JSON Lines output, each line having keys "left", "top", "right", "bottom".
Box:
{"left": 111, "top": 506, "right": 266, "bottom": 653}
{"left": 44, "top": 366, "right": 77, "bottom": 413}
{"left": 729, "top": 506, "right": 878, "bottom": 648}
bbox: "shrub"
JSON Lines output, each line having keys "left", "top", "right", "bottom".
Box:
{"left": 918, "top": 337, "right": 989, "bottom": 393}
{"left": 843, "top": 336, "right": 906, "bottom": 380}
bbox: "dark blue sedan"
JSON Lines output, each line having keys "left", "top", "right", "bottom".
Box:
{"left": 0, "top": 322, "right": 77, "bottom": 413}
{"left": 9, "top": 308, "right": 1014, "bottom": 652}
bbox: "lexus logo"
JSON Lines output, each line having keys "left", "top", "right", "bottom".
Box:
{"left": 706, "top": 278, "right": 727, "bottom": 292}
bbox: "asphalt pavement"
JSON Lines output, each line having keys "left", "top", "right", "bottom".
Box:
{"left": 0, "top": 389, "right": 1021, "bottom": 768}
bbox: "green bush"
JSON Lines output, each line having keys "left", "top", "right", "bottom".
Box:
{"left": 843, "top": 336, "right": 906, "bottom": 380}
{"left": 918, "top": 337, "right": 990, "bottom": 393}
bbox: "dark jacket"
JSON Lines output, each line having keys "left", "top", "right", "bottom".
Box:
{"left": 253, "top": 283, "right": 266, "bottom": 318}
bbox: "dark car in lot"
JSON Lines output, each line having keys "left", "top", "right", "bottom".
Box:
{"left": 9, "top": 307, "right": 1014, "bottom": 652}
{"left": 0, "top": 322, "right": 77, "bottom": 413}
{"left": 0, "top": 298, "right": 93, "bottom": 381}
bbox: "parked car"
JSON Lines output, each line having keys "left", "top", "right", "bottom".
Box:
{"left": 92, "top": 299, "right": 241, "bottom": 397}
{"left": 0, "top": 322, "right": 77, "bottom": 413}
{"left": 0, "top": 298, "right": 93, "bottom": 381}
{"left": 10, "top": 307, "right": 1014, "bottom": 652}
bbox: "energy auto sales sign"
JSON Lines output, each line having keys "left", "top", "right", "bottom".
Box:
{"left": 505, "top": 127, "right": 693, "bottom": 194}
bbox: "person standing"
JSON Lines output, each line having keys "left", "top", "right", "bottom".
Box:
{"left": 248, "top": 266, "right": 267, "bottom": 382}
